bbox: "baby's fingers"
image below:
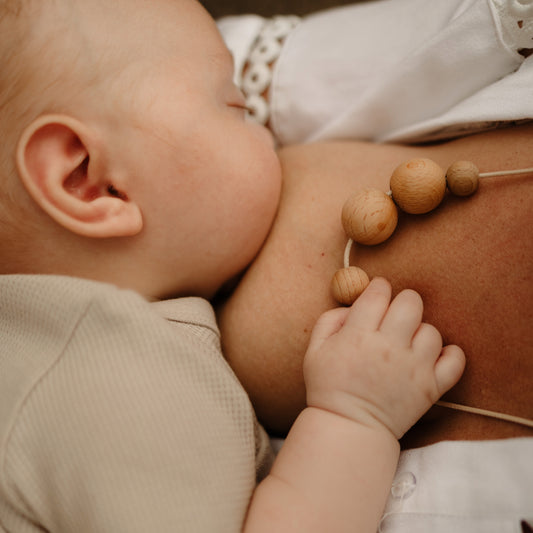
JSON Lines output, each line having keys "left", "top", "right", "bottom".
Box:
{"left": 379, "top": 289, "right": 423, "bottom": 347}
{"left": 411, "top": 322, "right": 443, "bottom": 360}
{"left": 307, "top": 307, "right": 351, "bottom": 353}
{"left": 344, "top": 277, "right": 392, "bottom": 331}
{"left": 434, "top": 345, "right": 466, "bottom": 396}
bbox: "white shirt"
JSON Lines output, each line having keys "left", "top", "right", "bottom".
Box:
{"left": 218, "top": 0, "right": 533, "bottom": 144}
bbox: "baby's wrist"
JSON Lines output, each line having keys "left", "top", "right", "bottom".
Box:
{"left": 303, "top": 404, "right": 399, "bottom": 444}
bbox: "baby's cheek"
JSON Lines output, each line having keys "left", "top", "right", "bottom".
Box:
{"left": 250, "top": 144, "right": 282, "bottom": 222}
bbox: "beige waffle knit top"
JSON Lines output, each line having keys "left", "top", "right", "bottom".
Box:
{"left": 0, "top": 275, "right": 272, "bottom": 532}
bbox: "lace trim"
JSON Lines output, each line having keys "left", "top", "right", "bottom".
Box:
{"left": 490, "top": 0, "right": 533, "bottom": 56}
{"left": 240, "top": 15, "right": 301, "bottom": 125}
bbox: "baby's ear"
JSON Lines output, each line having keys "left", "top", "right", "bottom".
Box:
{"left": 16, "top": 114, "right": 143, "bottom": 238}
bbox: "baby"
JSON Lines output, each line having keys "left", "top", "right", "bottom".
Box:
{"left": 0, "top": 1, "right": 464, "bottom": 532}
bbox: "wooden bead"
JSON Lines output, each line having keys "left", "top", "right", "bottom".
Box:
{"left": 390, "top": 158, "right": 447, "bottom": 214}
{"left": 446, "top": 160, "right": 480, "bottom": 196}
{"left": 331, "top": 266, "right": 370, "bottom": 305}
{"left": 341, "top": 188, "right": 398, "bottom": 245}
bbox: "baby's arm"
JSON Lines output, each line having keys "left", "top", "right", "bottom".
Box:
{"left": 243, "top": 277, "right": 465, "bottom": 533}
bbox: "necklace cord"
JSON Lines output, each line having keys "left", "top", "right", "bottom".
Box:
{"left": 339, "top": 162, "right": 533, "bottom": 429}
{"left": 435, "top": 400, "right": 533, "bottom": 428}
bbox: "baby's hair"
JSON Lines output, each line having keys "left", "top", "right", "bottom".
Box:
{"left": 0, "top": 0, "right": 26, "bottom": 135}
{"left": 0, "top": 0, "right": 138, "bottom": 271}
{"left": 0, "top": 0, "right": 34, "bottom": 209}
{"left": 0, "top": 0, "right": 22, "bottom": 15}
{"left": 0, "top": 0, "right": 38, "bottom": 268}
{"left": 0, "top": 0, "right": 74, "bottom": 261}
{"left": 0, "top": 0, "right": 84, "bottom": 205}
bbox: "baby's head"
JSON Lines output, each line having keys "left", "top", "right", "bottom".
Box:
{"left": 0, "top": 0, "right": 281, "bottom": 299}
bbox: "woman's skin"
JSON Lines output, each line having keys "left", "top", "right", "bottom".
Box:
{"left": 216, "top": 124, "right": 533, "bottom": 447}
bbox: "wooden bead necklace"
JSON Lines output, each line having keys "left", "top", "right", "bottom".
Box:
{"left": 331, "top": 158, "right": 533, "bottom": 306}
{"left": 330, "top": 157, "right": 533, "bottom": 429}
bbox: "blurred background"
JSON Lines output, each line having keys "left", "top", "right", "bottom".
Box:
{"left": 200, "top": 0, "right": 368, "bottom": 18}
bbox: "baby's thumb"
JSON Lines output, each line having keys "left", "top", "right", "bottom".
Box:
{"left": 306, "top": 307, "right": 351, "bottom": 352}
{"left": 434, "top": 345, "right": 466, "bottom": 396}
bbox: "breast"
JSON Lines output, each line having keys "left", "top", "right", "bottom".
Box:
{"left": 216, "top": 126, "right": 533, "bottom": 442}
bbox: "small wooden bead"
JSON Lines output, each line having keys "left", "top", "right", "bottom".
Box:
{"left": 446, "top": 160, "right": 480, "bottom": 196}
{"left": 331, "top": 266, "right": 370, "bottom": 305}
{"left": 341, "top": 188, "right": 398, "bottom": 245}
{"left": 390, "top": 158, "right": 447, "bottom": 214}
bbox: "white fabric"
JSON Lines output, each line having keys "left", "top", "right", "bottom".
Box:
{"left": 379, "top": 438, "right": 533, "bottom": 532}
{"left": 217, "top": 15, "right": 265, "bottom": 86}
{"left": 218, "top": 0, "right": 533, "bottom": 145}
{"left": 237, "top": 16, "right": 301, "bottom": 125}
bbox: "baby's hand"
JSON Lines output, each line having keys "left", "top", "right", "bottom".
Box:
{"left": 304, "top": 277, "right": 465, "bottom": 439}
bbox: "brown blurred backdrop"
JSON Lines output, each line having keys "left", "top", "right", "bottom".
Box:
{"left": 200, "top": 0, "right": 369, "bottom": 18}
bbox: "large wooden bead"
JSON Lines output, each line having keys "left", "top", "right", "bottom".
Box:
{"left": 331, "top": 266, "right": 370, "bottom": 305}
{"left": 341, "top": 188, "right": 398, "bottom": 245}
{"left": 446, "top": 160, "right": 479, "bottom": 196}
{"left": 390, "top": 158, "right": 447, "bottom": 214}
